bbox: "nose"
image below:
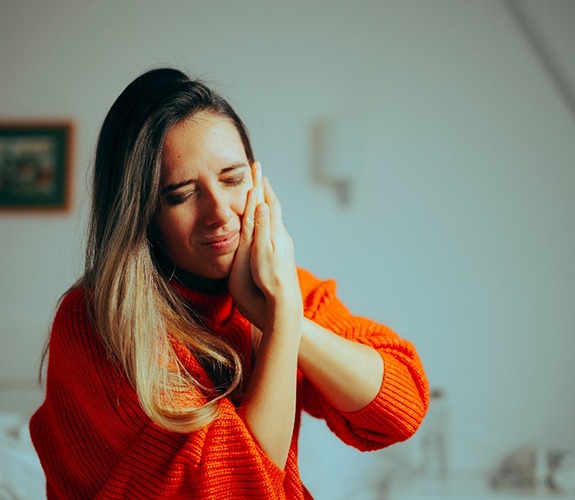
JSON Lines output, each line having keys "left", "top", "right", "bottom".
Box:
{"left": 201, "top": 186, "right": 233, "bottom": 227}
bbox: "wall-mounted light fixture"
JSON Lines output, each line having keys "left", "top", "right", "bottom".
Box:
{"left": 312, "top": 116, "right": 364, "bottom": 207}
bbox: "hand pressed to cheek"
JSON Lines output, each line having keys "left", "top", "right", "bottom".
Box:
{"left": 251, "top": 179, "right": 299, "bottom": 298}
{"left": 229, "top": 161, "right": 301, "bottom": 328}
{"left": 228, "top": 166, "right": 266, "bottom": 329}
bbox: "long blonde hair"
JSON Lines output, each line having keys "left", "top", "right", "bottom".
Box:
{"left": 82, "top": 68, "right": 254, "bottom": 432}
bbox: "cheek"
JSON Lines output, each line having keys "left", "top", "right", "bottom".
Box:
{"left": 234, "top": 185, "right": 252, "bottom": 216}
{"left": 156, "top": 210, "right": 196, "bottom": 248}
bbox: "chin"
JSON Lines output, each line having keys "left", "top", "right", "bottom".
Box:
{"left": 176, "top": 253, "right": 235, "bottom": 281}
{"left": 201, "top": 260, "right": 234, "bottom": 280}
{"left": 204, "top": 269, "right": 231, "bottom": 280}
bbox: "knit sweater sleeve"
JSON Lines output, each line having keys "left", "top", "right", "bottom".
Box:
{"left": 297, "top": 268, "right": 429, "bottom": 452}
{"left": 29, "top": 288, "right": 302, "bottom": 499}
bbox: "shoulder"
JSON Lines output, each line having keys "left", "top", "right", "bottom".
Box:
{"left": 58, "top": 286, "right": 88, "bottom": 309}
{"left": 54, "top": 286, "right": 90, "bottom": 325}
{"left": 49, "top": 286, "right": 97, "bottom": 354}
{"left": 297, "top": 267, "right": 330, "bottom": 294}
{"left": 297, "top": 267, "right": 339, "bottom": 311}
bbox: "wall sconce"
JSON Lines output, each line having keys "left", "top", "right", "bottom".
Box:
{"left": 312, "top": 116, "right": 364, "bottom": 207}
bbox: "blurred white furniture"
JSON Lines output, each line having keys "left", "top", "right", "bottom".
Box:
{"left": 0, "top": 412, "right": 45, "bottom": 500}
{"left": 387, "top": 473, "right": 574, "bottom": 499}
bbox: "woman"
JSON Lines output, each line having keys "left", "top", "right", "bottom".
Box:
{"left": 30, "top": 67, "right": 429, "bottom": 499}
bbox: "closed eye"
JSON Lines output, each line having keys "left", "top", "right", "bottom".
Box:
{"left": 222, "top": 175, "right": 246, "bottom": 187}
{"left": 164, "top": 188, "right": 199, "bottom": 206}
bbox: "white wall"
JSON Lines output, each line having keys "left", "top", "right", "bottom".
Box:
{"left": 1, "top": 0, "right": 574, "bottom": 497}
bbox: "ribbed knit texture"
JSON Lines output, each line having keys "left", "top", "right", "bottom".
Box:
{"left": 30, "top": 268, "right": 428, "bottom": 499}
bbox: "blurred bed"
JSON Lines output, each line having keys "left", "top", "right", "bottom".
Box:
{"left": 0, "top": 412, "right": 44, "bottom": 500}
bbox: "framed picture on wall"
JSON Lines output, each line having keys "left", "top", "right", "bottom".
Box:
{"left": 0, "top": 121, "right": 73, "bottom": 212}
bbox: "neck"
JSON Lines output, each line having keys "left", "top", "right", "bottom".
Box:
{"left": 173, "top": 268, "right": 227, "bottom": 295}
{"left": 154, "top": 249, "right": 227, "bottom": 295}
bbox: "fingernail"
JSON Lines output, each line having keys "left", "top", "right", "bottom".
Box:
{"left": 256, "top": 203, "right": 269, "bottom": 215}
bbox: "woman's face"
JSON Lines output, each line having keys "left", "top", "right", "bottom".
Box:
{"left": 154, "top": 112, "right": 253, "bottom": 279}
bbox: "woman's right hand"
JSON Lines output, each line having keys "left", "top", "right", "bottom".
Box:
{"left": 228, "top": 163, "right": 302, "bottom": 332}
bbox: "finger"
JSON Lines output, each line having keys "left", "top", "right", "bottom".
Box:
{"left": 240, "top": 187, "right": 257, "bottom": 247}
{"left": 229, "top": 188, "right": 255, "bottom": 292}
{"left": 253, "top": 162, "right": 265, "bottom": 205}
{"left": 263, "top": 177, "right": 284, "bottom": 232}
{"left": 253, "top": 202, "right": 271, "bottom": 252}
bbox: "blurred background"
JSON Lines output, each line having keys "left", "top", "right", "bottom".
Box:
{"left": 1, "top": 0, "right": 574, "bottom": 498}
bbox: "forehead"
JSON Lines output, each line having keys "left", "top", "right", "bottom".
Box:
{"left": 161, "top": 112, "right": 247, "bottom": 180}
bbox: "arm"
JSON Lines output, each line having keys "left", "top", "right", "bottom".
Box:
{"left": 237, "top": 291, "right": 301, "bottom": 469}
{"left": 297, "top": 270, "right": 429, "bottom": 450}
{"left": 298, "top": 317, "right": 384, "bottom": 412}
{"left": 229, "top": 163, "right": 303, "bottom": 468}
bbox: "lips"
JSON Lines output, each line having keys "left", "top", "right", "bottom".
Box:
{"left": 201, "top": 231, "right": 240, "bottom": 251}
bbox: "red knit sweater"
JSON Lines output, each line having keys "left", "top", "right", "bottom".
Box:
{"left": 30, "top": 268, "right": 428, "bottom": 499}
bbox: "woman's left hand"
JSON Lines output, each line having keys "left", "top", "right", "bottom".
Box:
{"left": 228, "top": 163, "right": 265, "bottom": 328}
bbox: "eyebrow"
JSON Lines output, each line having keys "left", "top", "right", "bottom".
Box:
{"left": 160, "top": 163, "right": 249, "bottom": 196}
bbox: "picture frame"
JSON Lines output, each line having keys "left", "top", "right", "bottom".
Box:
{"left": 0, "top": 121, "right": 73, "bottom": 212}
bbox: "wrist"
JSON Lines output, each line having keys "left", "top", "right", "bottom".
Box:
{"left": 266, "top": 293, "right": 303, "bottom": 318}
{"left": 263, "top": 297, "right": 303, "bottom": 336}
